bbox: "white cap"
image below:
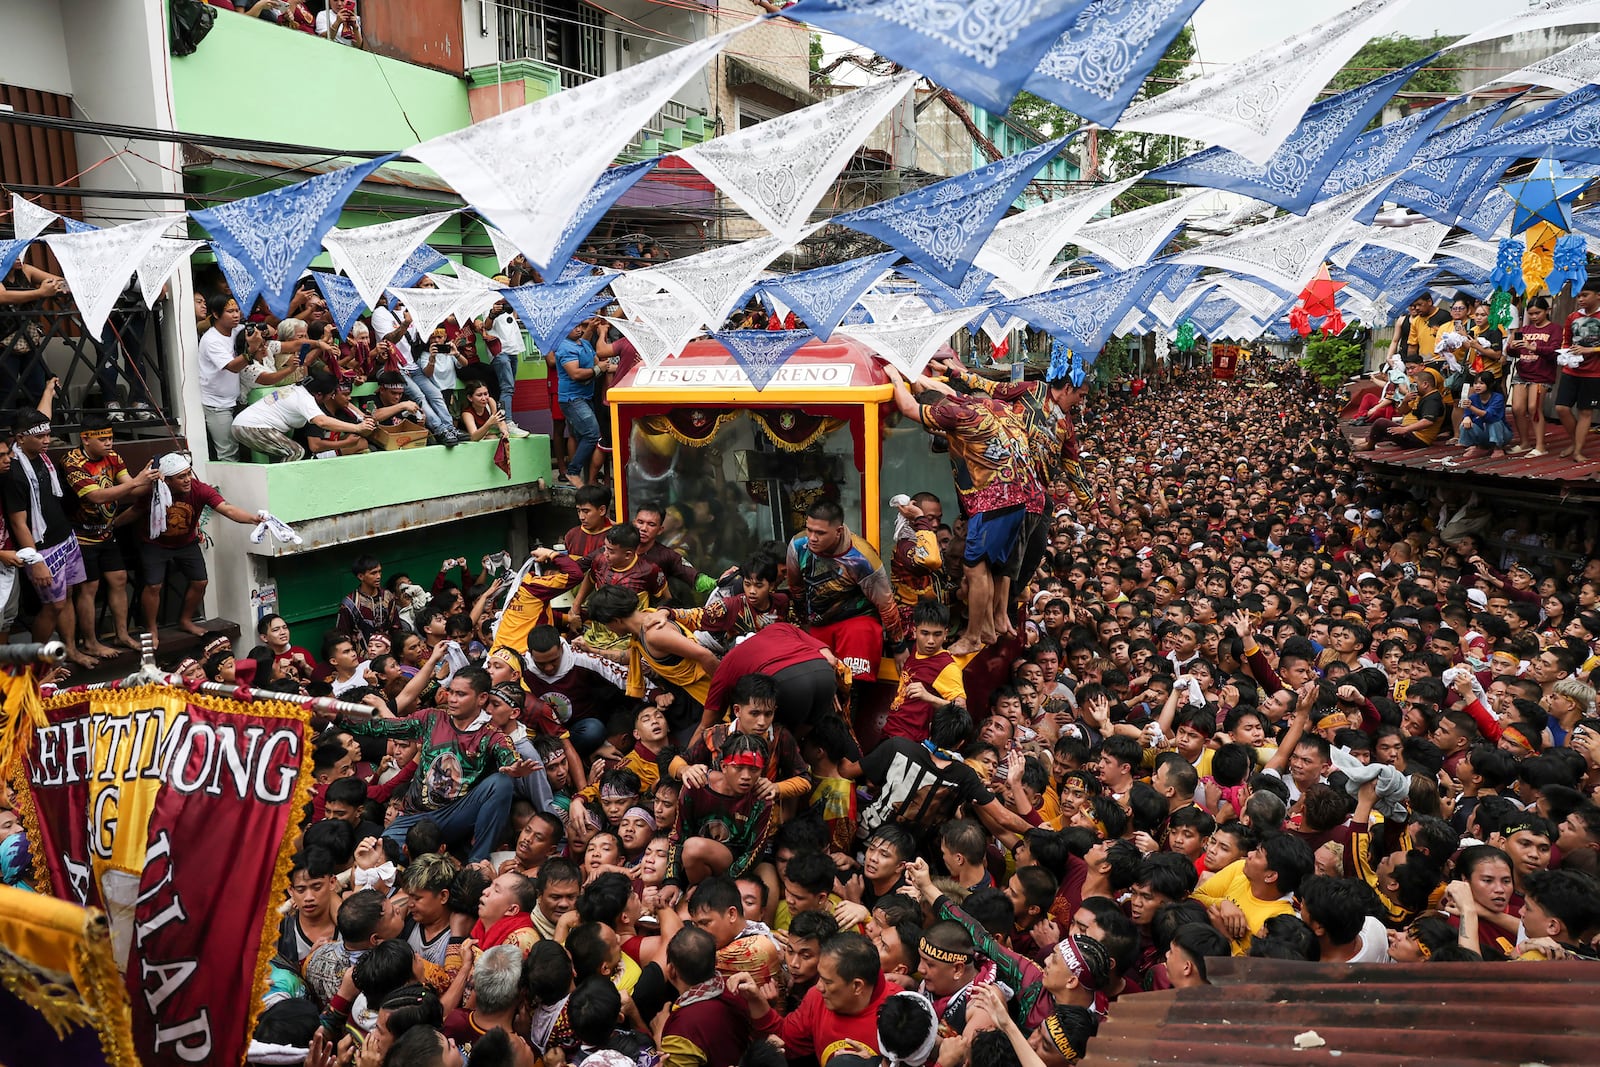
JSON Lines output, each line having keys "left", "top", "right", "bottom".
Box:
{"left": 1466, "top": 588, "right": 1488, "bottom": 609}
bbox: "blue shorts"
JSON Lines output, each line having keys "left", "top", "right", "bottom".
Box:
{"left": 963, "top": 505, "right": 1026, "bottom": 570}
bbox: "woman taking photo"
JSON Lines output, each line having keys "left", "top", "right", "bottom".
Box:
{"left": 460, "top": 381, "right": 510, "bottom": 442}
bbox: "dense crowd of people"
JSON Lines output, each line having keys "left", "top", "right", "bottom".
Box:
{"left": 8, "top": 339, "right": 1600, "bottom": 1067}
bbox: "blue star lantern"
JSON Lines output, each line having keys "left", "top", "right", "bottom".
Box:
{"left": 1503, "top": 157, "right": 1591, "bottom": 235}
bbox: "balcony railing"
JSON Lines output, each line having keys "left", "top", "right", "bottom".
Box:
{"left": 0, "top": 295, "right": 178, "bottom": 436}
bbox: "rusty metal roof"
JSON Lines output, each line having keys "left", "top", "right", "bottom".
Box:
{"left": 1082, "top": 957, "right": 1600, "bottom": 1066}
{"left": 1337, "top": 383, "right": 1600, "bottom": 497}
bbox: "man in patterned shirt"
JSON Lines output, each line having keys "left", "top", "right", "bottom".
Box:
{"left": 785, "top": 500, "right": 906, "bottom": 680}
{"left": 886, "top": 367, "right": 1042, "bottom": 655}
{"left": 935, "top": 357, "right": 1093, "bottom": 598}
{"left": 341, "top": 666, "right": 543, "bottom": 861}
{"left": 62, "top": 417, "right": 157, "bottom": 656}
{"left": 335, "top": 553, "right": 400, "bottom": 645}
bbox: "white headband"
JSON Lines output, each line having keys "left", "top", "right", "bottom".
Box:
{"left": 880, "top": 991, "right": 939, "bottom": 1067}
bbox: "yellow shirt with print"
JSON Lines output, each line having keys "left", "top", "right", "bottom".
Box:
{"left": 1192, "top": 858, "right": 1295, "bottom": 955}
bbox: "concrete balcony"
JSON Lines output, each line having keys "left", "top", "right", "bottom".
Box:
{"left": 170, "top": 10, "right": 473, "bottom": 147}
{"left": 209, "top": 437, "right": 554, "bottom": 554}
{"left": 202, "top": 438, "right": 555, "bottom": 634}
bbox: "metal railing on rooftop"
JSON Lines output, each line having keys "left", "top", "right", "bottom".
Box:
{"left": 0, "top": 294, "right": 178, "bottom": 436}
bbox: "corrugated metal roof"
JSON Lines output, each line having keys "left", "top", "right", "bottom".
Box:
{"left": 1083, "top": 957, "right": 1600, "bottom": 1066}
{"left": 182, "top": 145, "right": 458, "bottom": 195}
{"left": 1338, "top": 381, "right": 1600, "bottom": 488}
{"left": 1341, "top": 417, "right": 1600, "bottom": 488}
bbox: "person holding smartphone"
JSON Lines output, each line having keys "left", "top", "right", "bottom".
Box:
{"left": 1508, "top": 296, "right": 1559, "bottom": 456}
{"left": 556, "top": 318, "right": 617, "bottom": 489}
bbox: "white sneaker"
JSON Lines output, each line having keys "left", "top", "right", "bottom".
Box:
{"left": 130, "top": 402, "right": 157, "bottom": 422}
{"left": 107, "top": 401, "right": 126, "bottom": 422}
{"left": 505, "top": 423, "right": 531, "bottom": 438}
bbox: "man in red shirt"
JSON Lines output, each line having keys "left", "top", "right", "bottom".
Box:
{"left": 660, "top": 926, "right": 753, "bottom": 1067}
{"left": 703, "top": 622, "right": 846, "bottom": 742}
{"left": 881, "top": 599, "right": 966, "bottom": 744}
{"left": 732, "top": 932, "right": 891, "bottom": 1060}
{"left": 563, "top": 484, "right": 614, "bottom": 567}
{"left": 570, "top": 522, "right": 668, "bottom": 650}
{"left": 1557, "top": 280, "right": 1600, "bottom": 462}
{"left": 138, "top": 453, "right": 259, "bottom": 644}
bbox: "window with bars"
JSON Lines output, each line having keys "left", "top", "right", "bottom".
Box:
{"left": 0, "top": 83, "right": 176, "bottom": 429}
{"left": 498, "top": 0, "right": 606, "bottom": 84}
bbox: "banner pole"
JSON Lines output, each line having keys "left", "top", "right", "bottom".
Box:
{"left": 0, "top": 640, "right": 67, "bottom": 665}
{"left": 55, "top": 634, "right": 377, "bottom": 719}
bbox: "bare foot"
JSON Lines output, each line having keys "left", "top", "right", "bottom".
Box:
{"left": 82, "top": 640, "right": 118, "bottom": 658}
{"left": 66, "top": 650, "right": 99, "bottom": 669}
{"left": 948, "top": 635, "right": 985, "bottom": 657}
{"left": 177, "top": 621, "right": 206, "bottom": 638}
{"left": 114, "top": 634, "right": 142, "bottom": 652}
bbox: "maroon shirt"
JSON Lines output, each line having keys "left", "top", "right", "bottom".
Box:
{"left": 704, "top": 623, "right": 829, "bottom": 718}
{"left": 141, "top": 479, "right": 227, "bottom": 548}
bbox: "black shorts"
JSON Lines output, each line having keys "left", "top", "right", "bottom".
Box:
{"left": 1555, "top": 374, "right": 1600, "bottom": 411}
{"left": 140, "top": 542, "right": 208, "bottom": 585}
{"left": 76, "top": 538, "right": 126, "bottom": 581}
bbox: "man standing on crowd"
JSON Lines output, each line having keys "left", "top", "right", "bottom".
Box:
{"left": 62, "top": 416, "right": 158, "bottom": 656}
{"left": 886, "top": 366, "right": 1042, "bottom": 654}
{"left": 139, "top": 453, "right": 260, "bottom": 644}
{"left": 786, "top": 500, "right": 906, "bottom": 680}
{"left": 196, "top": 293, "right": 245, "bottom": 461}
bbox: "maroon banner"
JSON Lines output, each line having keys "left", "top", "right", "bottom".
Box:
{"left": 126, "top": 696, "right": 311, "bottom": 1067}
{"left": 1212, "top": 343, "right": 1239, "bottom": 380}
{"left": 13, "top": 688, "right": 312, "bottom": 1067}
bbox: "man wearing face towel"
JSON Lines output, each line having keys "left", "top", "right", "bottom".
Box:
{"left": 137, "top": 453, "right": 260, "bottom": 646}
{"left": 5, "top": 407, "right": 96, "bottom": 668}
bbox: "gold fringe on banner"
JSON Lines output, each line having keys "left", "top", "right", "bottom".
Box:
{"left": 635, "top": 411, "right": 739, "bottom": 447}
{"left": 6, "top": 760, "right": 52, "bottom": 897}
{"left": 0, "top": 885, "right": 139, "bottom": 1067}
{"left": 0, "top": 666, "right": 44, "bottom": 779}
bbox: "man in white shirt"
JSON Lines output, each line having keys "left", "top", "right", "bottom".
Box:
{"left": 325, "top": 633, "right": 371, "bottom": 697}
{"left": 485, "top": 293, "right": 524, "bottom": 419}
{"left": 371, "top": 297, "right": 460, "bottom": 445}
{"left": 231, "top": 373, "right": 375, "bottom": 461}
{"left": 196, "top": 294, "right": 246, "bottom": 461}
